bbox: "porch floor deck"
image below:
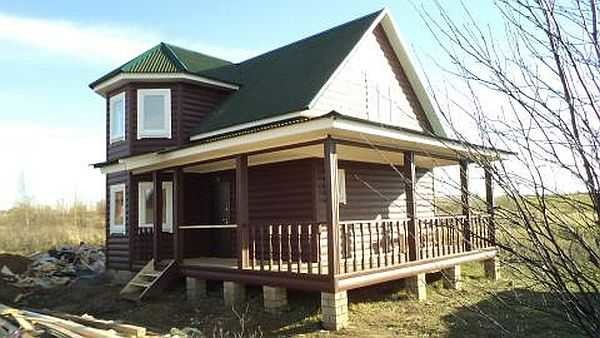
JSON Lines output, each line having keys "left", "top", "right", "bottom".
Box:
{"left": 182, "top": 257, "right": 237, "bottom": 269}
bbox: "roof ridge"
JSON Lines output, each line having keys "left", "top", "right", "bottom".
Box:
{"left": 162, "top": 42, "right": 232, "bottom": 65}
{"left": 161, "top": 42, "right": 189, "bottom": 72}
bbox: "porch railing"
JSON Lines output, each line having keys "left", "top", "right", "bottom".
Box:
{"left": 244, "top": 222, "right": 328, "bottom": 275}
{"left": 338, "top": 214, "right": 494, "bottom": 274}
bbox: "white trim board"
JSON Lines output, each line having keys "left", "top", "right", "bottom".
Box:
{"left": 92, "top": 72, "right": 239, "bottom": 97}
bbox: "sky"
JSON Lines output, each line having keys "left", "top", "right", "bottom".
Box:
{"left": 0, "top": 1, "right": 506, "bottom": 210}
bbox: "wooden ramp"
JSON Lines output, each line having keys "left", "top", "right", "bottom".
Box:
{"left": 120, "top": 259, "right": 177, "bottom": 302}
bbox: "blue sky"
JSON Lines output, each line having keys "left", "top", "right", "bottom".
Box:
{"left": 0, "top": 1, "right": 499, "bottom": 209}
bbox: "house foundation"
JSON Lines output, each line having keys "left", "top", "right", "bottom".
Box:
{"left": 223, "top": 281, "right": 246, "bottom": 307}
{"left": 441, "top": 265, "right": 461, "bottom": 290}
{"left": 186, "top": 277, "right": 207, "bottom": 301}
{"left": 406, "top": 273, "right": 427, "bottom": 301}
{"left": 263, "top": 286, "right": 287, "bottom": 314}
{"left": 484, "top": 257, "right": 499, "bottom": 281}
{"left": 321, "top": 291, "right": 348, "bottom": 330}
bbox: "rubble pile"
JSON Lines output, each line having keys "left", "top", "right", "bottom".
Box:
{"left": 0, "top": 244, "right": 105, "bottom": 289}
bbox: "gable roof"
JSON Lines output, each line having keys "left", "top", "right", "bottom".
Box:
{"left": 90, "top": 9, "right": 448, "bottom": 138}
{"left": 191, "top": 10, "right": 384, "bottom": 136}
{"left": 88, "top": 42, "right": 232, "bottom": 89}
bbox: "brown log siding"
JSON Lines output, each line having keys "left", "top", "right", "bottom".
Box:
{"left": 105, "top": 171, "right": 129, "bottom": 270}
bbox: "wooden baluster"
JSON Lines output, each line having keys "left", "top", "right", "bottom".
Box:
{"left": 259, "top": 225, "right": 264, "bottom": 271}
{"left": 249, "top": 225, "right": 255, "bottom": 270}
{"left": 360, "top": 223, "right": 365, "bottom": 271}
{"left": 390, "top": 221, "right": 395, "bottom": 265}
{"left": 307, "top": 224, "right": 313, "bottom": 274}
{"left": 268, "top": 225, "right": 273, "bottom": 271}
{"left": 375, "top": 221, "right": 381, "bottom": 267}
{"left": 435, "top": 218, "right": 440, "bottom": 257}
{"left": 342, "top": 223, "right": 348, "bottom": 274}
{"left": 278, "top": 224, "right": 283, "bottom": 272}
{"left": 317, "top": 225, "right": 322, "bottom": 275}
{"left": 287, "top": 224, "right": 292, "bottom": 272}
{"left": 442, "top": 219, "right": 446, "bottom": 256}
{"left": 383, "top": 221, "right": 388, "bottom": 266}
{"left": 352, "top": 224, "right": 357, "bottom": 272}
{"left": 368, "top": 222, "right": 373, "bottom": 269}
{"left": 297, "top": 224, "right": 303, "bottom": 274}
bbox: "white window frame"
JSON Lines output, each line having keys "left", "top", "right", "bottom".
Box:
{"left": 109, "top": 184, "right": 126, "bottom": 235}
{"left": 138, "top": 181, "right": 173, "bottom": 233}
{"left": 338, "top": 169, "right": 347, "bottom": 205}
{"left": 109, "top": 92, "right": 126, "bottom": 143}
{"left": 137, "top": 88, "right": 172, "bottom": 139}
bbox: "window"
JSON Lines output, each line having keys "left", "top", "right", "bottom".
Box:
{"left": 109, "top": 184, "right": 126, "bottom": 235}
{"left": 137, "top": 89, "right": 171, "bottom": 139}
{"left": 109, "top": 92, "right": 126, "bottom": 143}
{"left": 138, "top": 181, "right": 173, "bottom": 233}
{"left": 338, "top": 169, "right": 347, "bottom": 205}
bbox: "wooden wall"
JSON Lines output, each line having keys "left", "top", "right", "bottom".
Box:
{"left": 105, "top": 171, "right": 129, "bottom": 271}
{"left": 106, "top": 82, "right": 230, "bottom": 161}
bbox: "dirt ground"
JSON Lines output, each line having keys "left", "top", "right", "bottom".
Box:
{"left": 0, "top": 263, "right": 585, "bottom": 338}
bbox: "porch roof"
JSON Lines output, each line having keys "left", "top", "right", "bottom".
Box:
{"left": 94, "top": 112, "right": 513, "bottom": 174}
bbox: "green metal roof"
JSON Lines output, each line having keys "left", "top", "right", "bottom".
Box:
{"left": 192, "top": 10, "right": 384, "bottom": 135}
{"left": 89, "top": 43, "right": 232, "bottom": 88}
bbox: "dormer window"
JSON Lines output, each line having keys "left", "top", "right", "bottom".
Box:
{"left": 137, "top": 88, "right": 172, "bottom": 139}
{"left": 109, "top": 92, "right": 126, "bottom": 143}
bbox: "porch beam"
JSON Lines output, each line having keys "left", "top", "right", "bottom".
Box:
{"left": 485, "top": 168, "right": 496, "bottom": 245}
{"left": 460, "top": 161, "right": 471, "bottom": 251}
{"left": 324, "top": 138, "right": 340, "bottom": 277}
{"left": 236, "top": 154, "right": 249, "bottom": 269}
{"left": 152, "top": 171, "right": 163, "bottom": 264}
{"left": 403, "top": 151, "right": 418, "bottom": 261}
{"left": 173, "top": 167, "right": 184, "bottom": 263}
{"left": 333, "top": 138, "right": 462, "bottom": 163}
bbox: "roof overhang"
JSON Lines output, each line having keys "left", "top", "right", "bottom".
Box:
{"left": 90, "top": 72, "right": 239, "bottom": 97}
{"left": 97, "top": 114, "right": 513, "bottom": 175}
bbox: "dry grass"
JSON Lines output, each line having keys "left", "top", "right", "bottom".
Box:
{"left": 0, "top": 202, "right": 105, "bottom": 255}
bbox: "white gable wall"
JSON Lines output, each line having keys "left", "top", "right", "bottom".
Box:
{"left": 311, "top": 24, "right": 430, "bottom": 132}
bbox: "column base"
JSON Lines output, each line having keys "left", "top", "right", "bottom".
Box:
{"left": 223, "top": 282, "right": 246, "bottom": 307}
{"left": 484, "top": 257, "right": 500, "bottom": 281}
{"left": 441, "top": 265, "right": 462, "bottom": 290}
{"left": 321, "top": 291, "right": 348, "bottom": 330}
{"left": 263, "top": 286, "right": 287, "bottom": 314}
{"left": 406, "top": 273, "right": 427, "bottom": 301}
{"left": 186, "top": 277, "right": 207, "bottom": 301}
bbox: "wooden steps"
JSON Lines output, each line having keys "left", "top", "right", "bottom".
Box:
{"left": 120, "top": 259, "right": 178, "bottom": 302}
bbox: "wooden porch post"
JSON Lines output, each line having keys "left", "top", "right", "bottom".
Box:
{"left": 403, "top": 151, "right": 418, "bottom": 261}
{"left": 460, "top": 161, "right": 471, "bottom": 251}
{"left": 173, "top": 167, "right": 184, "bottom": 264}
{"left": 484, "top": 168, "right": 496, "bottom": 245}
{"left": 152, "top": 171, "right": 163, "bottom": 264}
{"left": 236, "top": 154, "right": 249, "bottom": 269}
{"left": 324, "top": 138, "right": 340, "bottom": 277}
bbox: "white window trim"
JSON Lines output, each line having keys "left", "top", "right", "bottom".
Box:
{"left": 109, "top": 184, "right": 126, "bottom": 235}
{"left": 109, "top": 92, "right": 126, "bottom": 143}
{"left": 137, "top": 88, "right": 172, "bottom": 139}
{"left": 338, "top": 168, "right": 347, "bottom": 205}
{"left": 138, "top": 181, "right": 173, "bottom": 233}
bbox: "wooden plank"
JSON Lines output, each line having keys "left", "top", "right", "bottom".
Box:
{"left": 152, "top": 171, "right": 162, "bottom": 265}
{"left": 485, "top": 168, "right": 496, "bottom": 245}
{"left": 404, "top": 151, "right": 418, "bottom": 261}
{"left": 236, "top": 155, "right": 249, "bottom": 269}
{"left": 173, "top": 167, "right": 184, "bottom": 263}
{"left": 323, "top": 138, "right": 340, "bottom": 277}
{"left": 460, "top": 160, "right": 471, "bottom": 251}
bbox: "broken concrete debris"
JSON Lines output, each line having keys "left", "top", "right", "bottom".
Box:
{"left": 0, "top": 243, "right": 105, "bottom": 289}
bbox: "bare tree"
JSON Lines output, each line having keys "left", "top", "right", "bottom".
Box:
{"left": 418, "top": 0, "right": 600, "bottom": 336}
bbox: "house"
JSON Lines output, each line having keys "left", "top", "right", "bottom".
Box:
{"left": 91, "top": 9, "right": 507, "bottom": 330}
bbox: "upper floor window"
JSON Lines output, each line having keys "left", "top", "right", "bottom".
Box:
{"left": 109, "top": 184, "right": 126, "bottom": 235}
{"left": 109, "top": 92, "right": 126, "bottom": 143}
{"left": 137, "top": 88, "right": 172, "bottom": 139}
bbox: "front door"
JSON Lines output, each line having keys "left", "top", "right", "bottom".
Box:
{"left": 210, "top": 178, "right": 234, "bottom": 257}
